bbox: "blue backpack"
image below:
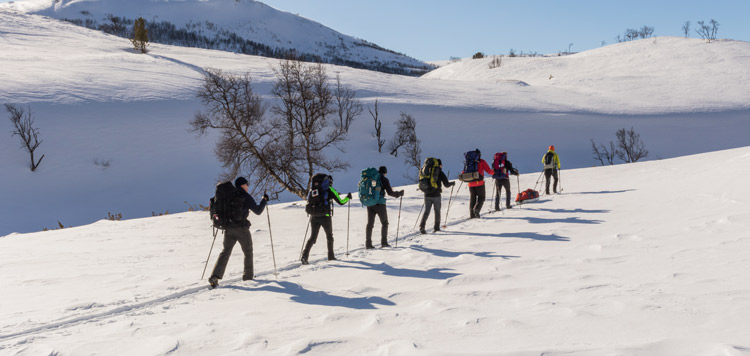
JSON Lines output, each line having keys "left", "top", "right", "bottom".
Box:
{"left": 306, "top": 173, "right": 331, "bottom": 216}
{"left": 358, "top": 167, "right": 382, "bottom": 207}
{"left": 464, "top": 150, "right": 480, "bottom": 173}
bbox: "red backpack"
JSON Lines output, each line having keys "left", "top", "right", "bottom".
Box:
{"left": 492, "top": 152, "right": 507, "bottom": 179}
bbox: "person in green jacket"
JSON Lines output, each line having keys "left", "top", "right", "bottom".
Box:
{"left": 541, "top": 145, "right": 561, "bottom": 194}
{"left": 301, "top": 174, "right": 351, "bottom": 265}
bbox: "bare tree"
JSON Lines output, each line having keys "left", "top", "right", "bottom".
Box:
{"left": 488, "top": 56, "right": 502, "bottom": 69}
{"left": 5, "top": 104, "right": 45, "bottom": 171}
{"left": 590, "top": 139, "right": 616, "bottom": 166}
{"left": 696, "top": 19, "right": 719, "bottom": 42}
{"left": 615, "top": 127, "right": 649, "bottom": 163}
{"left": 389, "top": 112, "right": 417, "bottom": 157}
{"left": 333, "top": 74, "right": 362, "bottom": 132}
{"left": 639, "top": 26, "right": 655, "bottom": 39}
{"left": 682, "top": 21, "right": 691, "bottom": 38}
{"left": 368, "top": 99, "right": 385, "bottom": 152}
{"left": 190, "top": 62, "right": 349, "bottom": 200}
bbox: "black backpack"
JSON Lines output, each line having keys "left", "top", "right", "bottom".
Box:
{"left": 209, "top": 182, "right": 245, "bottom": 229}
{"left": 544, "top": 152, "right": 555, "bottom": 169}
{"left": 305, "top": 173, "right": 332, "bottom": 217}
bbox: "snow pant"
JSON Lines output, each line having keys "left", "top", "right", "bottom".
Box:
{"left": 494, "top": 178, "right": 512, "bottom": 209}
{"left": 420, "top": 196, "right": 442, "bottom": 231}
{"left": 211, "top": 226, "right": 253, "bottom": 280}
{"left": 544, "top": 168, "right": 559, "bottom": 194}
{"left": 365, "top": 204, "right": 389, "bottom": 247}
{"left": 302, "top": 216, "right": 335, "bottom": 260}
{"left": 469, "top": 185, "right": 486, "bottom": 218}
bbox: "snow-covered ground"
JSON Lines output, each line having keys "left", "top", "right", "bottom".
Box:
{"left": 2, "top": 147, "right": 750, "bottom": 355}
{"left": 2, "top": 7, "right": 748, "bottom": 235}
{"left": 2, "top": 0, "right": 429, "bottom": 74}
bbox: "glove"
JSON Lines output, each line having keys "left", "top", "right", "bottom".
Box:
{"left": 513, "top": 169, "right": 519, "bottom": 176}
{"left": 398, "top": 190, "right": 405, "bottom": 197}
{"left": 449, "top": 181, "right": 456, "bottom": 187}
{"left": 346, "top": 193, "right": 352, "bottom": 199}
{"left": 262, "top": 193, "right": 269, "bottom": 202}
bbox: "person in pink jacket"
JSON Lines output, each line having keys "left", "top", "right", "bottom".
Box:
{"left": 466, "top": 149, "right": 494, "bottom": 218}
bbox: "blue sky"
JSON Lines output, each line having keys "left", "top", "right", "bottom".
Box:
{"left": 260, "top": 0, "right": 749, "bottom": 61}
{"left": 2, "top": 0, "right": 747, "bottom": 61}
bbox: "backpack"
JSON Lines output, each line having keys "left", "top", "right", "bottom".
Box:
{"left": 306, "top": 173, "right": 331, "bottom": 217}
{"left": 209, "top": 181, "right": 245, "bottom": 229}
{"left": 492, "top": 152, "right": 508, "bottom": 179}
{"left": 459, "top": 150, "right": 481, "bottom": 182}
{"left": 544, "top": 151, "right": 555, "bottom": 170}
{"left": 358, "top": 167, "right": 382, "bottom": 207}
{"left": 418, "top": 157, "right": 441, "bottom": 194}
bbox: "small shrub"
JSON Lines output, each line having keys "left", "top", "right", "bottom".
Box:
{"left": 472, "top": 52, "right": 485, "bottom": 59}
{"left": 152, "top": 210, "right": 169, "bottom": 216}
{"left": 107, "top": 212, "right": 122, "bottom": 221}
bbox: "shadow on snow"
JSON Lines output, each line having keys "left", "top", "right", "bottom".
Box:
{"left": 227, "top": 280, "right": 395, "bottom": 310}
{"left": 336, "top": 260, "right": 460, "bottom": 280}
{"left": 410, "top": 245, "right": 521, "bottom": 259}
{"left": 441, "top": 230, "right": 570, "bottom": 242}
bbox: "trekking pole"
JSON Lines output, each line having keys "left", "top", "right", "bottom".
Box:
{"left": 442, "top": 182, "right": 458, "bottom": 229}
{"left": 489, "top": 179, "right": 496, "bottom": 213}
{"left": 201, "top": 227, "right": 220, "bottom": 280}
{"left": 266, "top": 207, "right": 278, "bottom": 280}
{"left": 299, "top": 216, "right": 311, "bottom": 260}
{"left": 346, "top": 200, "right": 351, "bottom": 256}
{"left": 534, "top": 170, "right": 544, "bottom": 193}
{"left": 395, "top": 195, "right": 403, "bottom": 247}
{"left": 413, "top": 202, "right": 425, "bottom": 230}
{"left": 516, "top": 174, "right": 522, "bottom": 209}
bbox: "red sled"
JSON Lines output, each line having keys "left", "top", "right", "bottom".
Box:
{"left": 516, "top": 189, "right": 539, "bottom": 202}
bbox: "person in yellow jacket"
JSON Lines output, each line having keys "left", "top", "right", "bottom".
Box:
{"left": 541, "top": 145, "right": 561, "bottom": 194}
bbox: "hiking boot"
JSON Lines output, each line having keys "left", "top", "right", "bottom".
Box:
{"left": 381, "top": 242, "right": 391, "bottom": 248}
{"left": 328, "top": 256, "right": 337, "bottom": 261}
{"left": 473, "top": 210, "right": 481, "bottom": 219}
{"left": 419, "top": 228, "right": 427, "bottom": 234}
{"left": 434, "top": 226, "right": 441, "bottom": 232}
{"left": 208, "top": 276, "right": 219, "bottom": 289}
{"left": 300, "top": 258, "right": 309, "bottom": 265}
{"left": 506, "top": 205, "right": 513, "bottom": 209}
{"left": 365, "top": 244, "right": 375, "bottom": 249}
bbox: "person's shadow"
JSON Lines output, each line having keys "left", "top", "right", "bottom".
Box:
{"left": 410, "top": 245, "right": 520, "bottom": 259}
{"left": 336, "top": 260, "right": 460, "bottom": 280}
{"left": 227, "top": 280, "right": 394, "bottom": 310}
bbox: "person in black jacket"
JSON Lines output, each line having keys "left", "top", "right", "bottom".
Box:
{"left": 420, "top": 159, "right": 455, "bottom": 234}
{"left": 492, "top": 153, "right": 520, "bottom": 210}
{"left": 301, "top": 176, "right": 352, "bottom": 265}
{"left": 208, "top": 176, "right": 268, "bottom": 289}
{"left": 365, "top": 166, "right": 404, "bottom": 249}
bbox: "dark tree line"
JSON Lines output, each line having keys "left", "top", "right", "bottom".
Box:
{"left": 62, "top": 15, "right": 433, "bottom": 76}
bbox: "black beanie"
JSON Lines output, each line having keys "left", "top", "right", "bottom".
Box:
{"left": 235, "top": 177, "right": 248, "bottom": 187}
{"left": 379, "top": 166, "right": 387, "bottom": 174}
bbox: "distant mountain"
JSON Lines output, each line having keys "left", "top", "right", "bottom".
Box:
{"left": 3, "top": 0, "right": 433, "bottom": 75}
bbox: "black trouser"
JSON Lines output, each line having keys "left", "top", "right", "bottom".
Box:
{"left": 494, "top": 178, "right": 511, "bottom": 209}
{"left": 365, "top": 204, "right": 389, "bottom": 247}
{"left": 211, "top": 226, "right": 253, "bottom": 280}
{"left": 420, "top": 196, "right": 442, "bottom": 230}
{"left": 469, "top": 185, "right": 486, "bottom": 217}
{"left": 302, "top": 216, "right": 335, "bottom": 260}
{"left": 544, "top": 168, "right": 558, "bottom": 194}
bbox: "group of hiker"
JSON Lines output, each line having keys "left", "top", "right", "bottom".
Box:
{"left": 206, "top": 146, "right": 561, "bottom": 289}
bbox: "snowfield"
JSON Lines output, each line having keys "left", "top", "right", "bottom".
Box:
{"left": 1, "top": 147, "right": 750, "bottom": 355}
{"left": 1, "top": 3, "right": 750, "bottom": 353}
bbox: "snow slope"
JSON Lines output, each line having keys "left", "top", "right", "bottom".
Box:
{"left": 1, "top": 147, "right": 750, "bottom": 355}
{"left": 1, "top": 0, "right": 430, "bottom": 74}
{"left": 1, "top": 9, "right": 749, "bottom": 237}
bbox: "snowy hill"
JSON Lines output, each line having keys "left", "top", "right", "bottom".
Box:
{"left": 0, "top": 0, "right": 432, "bottom": 75}
{"left": 1, "top": 8, "right": 749, "bottom": 238}
{"left": 2, "top": 147, "right": 750, "bottom": 355}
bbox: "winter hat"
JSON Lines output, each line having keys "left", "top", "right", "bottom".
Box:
{"left": 379, "top": 166, "right": 388, "bottom": 174}
{"left": 549, "top": 145, "right": 555, "bottom": 151}
{"left": 235, "top": 177, "right": 249, "bottom": 187}
{"left": 475, "top": 149, "right": 481, "bottom": 157}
